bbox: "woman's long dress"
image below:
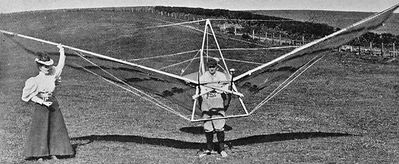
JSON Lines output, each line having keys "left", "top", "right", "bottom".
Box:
{"left": 22, "top": 68, "right": 74, "bottom": 159}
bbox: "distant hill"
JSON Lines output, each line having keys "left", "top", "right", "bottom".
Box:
{"left": 250, "top": 10, "right": 399, "bottom": 35}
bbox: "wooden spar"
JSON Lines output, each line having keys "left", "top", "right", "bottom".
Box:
{"left": 190, "top": 114, "right": 250, "bottom": 122}
{"left": 0, "top": 30, "right": 58, "bottom": 46}
{"left": 233, "top": 3, "right": 399, "bottom": 82}
{"left": 192, "top": 86, "right": 244, "bottom": 99}
{"left": 191, "top": 87, "right": 199, "bottom": 121}
{"left": 199, "top": 20, "right": 208, "bottom": 74}
{"left": 192, "top": 89, "right": 213, "bottom": 99}
{"left": 0, "top": 29, "right": 198, "bottom": 84}
{"left": 207, "top": 19, "right": 230, "bottom": 77}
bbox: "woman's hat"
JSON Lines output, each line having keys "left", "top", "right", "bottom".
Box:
{"left": 35, "top": 58, "right": 54, "bottom": 66}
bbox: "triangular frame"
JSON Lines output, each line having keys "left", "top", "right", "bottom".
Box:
{"left": 190, "top": 19, "right": 250, "bottom": 122}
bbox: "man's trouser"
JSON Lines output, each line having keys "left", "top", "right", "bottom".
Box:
{"left": 203, "top": 109, "right": 226, "bottom": 152}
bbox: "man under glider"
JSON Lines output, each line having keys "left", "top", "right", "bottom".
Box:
{"left": 198, "top": 58, "right": 231, "bottom": 158}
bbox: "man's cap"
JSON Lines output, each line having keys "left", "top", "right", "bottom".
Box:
{"left": 207, "top": 58, "right": 218, "bottom": 67}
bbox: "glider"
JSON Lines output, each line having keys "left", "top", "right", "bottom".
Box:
{"left": 1, "top": 3, "right": 398, "bottom": 122}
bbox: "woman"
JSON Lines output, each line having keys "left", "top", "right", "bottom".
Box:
{"left": 21, "top": 44, "right": 74, "bottom": 160}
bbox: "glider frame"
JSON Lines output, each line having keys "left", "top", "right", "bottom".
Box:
{"left": 1, "top": 3, "right": 398, "bottom": 122}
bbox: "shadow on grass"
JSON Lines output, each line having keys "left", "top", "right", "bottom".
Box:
{"left": 179, "top": 125, "right": 233, "bottom": 134}
{"left": 71, "top": 131, "right": 356, "bottom": 151}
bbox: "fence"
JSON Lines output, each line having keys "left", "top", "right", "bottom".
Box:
{"left": 340, "top": 43, "right": 398, "bottom": 57}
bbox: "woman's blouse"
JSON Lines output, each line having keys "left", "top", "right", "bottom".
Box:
{"left": 22, "top": 65, "right": 62, "bottom": 102}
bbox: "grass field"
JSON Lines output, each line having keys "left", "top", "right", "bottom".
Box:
{"left": 1, "top": 9, "right": 399, "bottom": 163}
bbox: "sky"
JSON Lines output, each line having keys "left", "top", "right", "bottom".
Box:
{"left": 0, "top": 0, "right": 398, "bottom": 13}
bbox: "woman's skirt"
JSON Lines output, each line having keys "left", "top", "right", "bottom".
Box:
{"left": 23, "top": 97, "right": 74, "bottom": 159}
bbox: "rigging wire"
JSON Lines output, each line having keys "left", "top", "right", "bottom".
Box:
{"left": 210, "top": 19, "right": 301, "bottom": 22}
{"left": 145, "top": 17, "right": 270, "bottom": 48}
{"left": 73, "top": 51, "right": 191, "bottom": 121}
{"left": 161, "top": 55, "right": 263, "bottom": 71}
{"left": 159, "top": 51, "right": 200, "bottom": 71}
{"left": 249, "top": 54, "right": 326, "bottom": 115}
{"left": 128, "top": 46, "right": 296, "bottom": 64}
{"left": 206, "top": 46, "right": 298, "bottom": 51}
{"left": 223, "top": 58, "right": 263, "bottom": 65}
{"left": 144, "top": 18, "right": 299, "bottom": 30}
{"left": 127, "top": 49, "right": 198, "bottom": 62}
{"left": 142, "top": 19, "right": 205, "bottom": 29}
{"left": 180, "top": 50, "right": 200, "bottom": 75}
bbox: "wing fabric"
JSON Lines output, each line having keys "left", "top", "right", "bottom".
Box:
{"left": 234, "top": 3, "right": 399, "bottom": 113}
{"left": 68, "top": 53, "right": 200, "bottom": 117}
{"left": 1, "top": 30, "right": 201, "bottom": 119}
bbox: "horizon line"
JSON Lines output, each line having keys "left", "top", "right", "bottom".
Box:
{"left": 1, "top": 5, "right": 395, "bottom": 14}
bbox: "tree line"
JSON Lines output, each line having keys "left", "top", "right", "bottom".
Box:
{"left": 154, "top": 6, "right": 334, "bottom": 39}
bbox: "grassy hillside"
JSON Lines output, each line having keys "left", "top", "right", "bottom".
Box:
{"left": 251, "top": 10, "right": 399, "bottom": 35}
{"left": 0, "top": 8, "right": 399, "bottom": 163}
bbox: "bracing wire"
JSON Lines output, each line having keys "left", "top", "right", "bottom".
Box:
{"left": 73, "top": 51, "right": 191, "bottom": 121}
{"left": 145, "top": 17, "right": 270, "bottom": 48}
{"left": 207, "top": 46, "right": 298, "bottom": 51}
{"left": 160, "top": 54, "right": 199, "bottom": 71}
{"left": 161, "top": 55, "right": 263, "bottom": 71}
{"left": 179, "top": 50, "right": 201, "bottom": 75}
{"left": 144, "top": 18, "right": 298, "bottom": 30}
{"left": 127, "top": 50, "right": 199, "bottom": 62}
{"left": 249, "top": 54, "right": 326, "bottom": 114}
{"left": 129, "top": 46, "right": 296, "bottom": 64}
{"left": 127, "top": 45, "right": 295, "bottom": 63}
{"left": 223, "top": 58, "right": 263, "bottom": 65}
{"left": 210, "top": 19, "right": 302, "bottom": 22}
{"left": 142, "top": 19, "right": 205, "bottom": 29}
{"left": 153, "top": 50, "right": 201, "bottom": 75}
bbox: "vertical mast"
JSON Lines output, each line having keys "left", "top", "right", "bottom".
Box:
{"left": 207, "top": 20, "right": 230, "bottom": 76}
{"left": 199, "top": 19, "right": 210, "bottom": 75}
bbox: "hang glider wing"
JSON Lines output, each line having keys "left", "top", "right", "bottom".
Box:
{"left": 233, "top": 3, "right": 399, "bottom": 113}
{"left": 0, "top": 30, "right": 203, "bottom": 119}
{"left": 1, "top": 3, "right": 398, "bottom": 121}
{"left": 70, "top": 54, "right": 201, "bottom": 116}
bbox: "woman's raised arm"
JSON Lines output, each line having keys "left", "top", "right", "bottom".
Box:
{"left": 55, "top": 44, "right": 65, "bottom": 76}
